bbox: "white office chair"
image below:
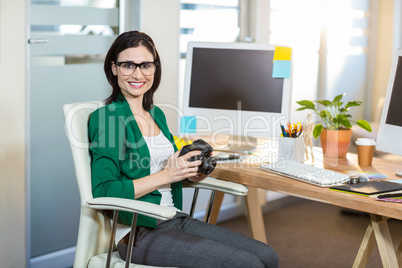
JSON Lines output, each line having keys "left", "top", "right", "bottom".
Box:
{"left": 63, "top": 101, "right": 248, "bottom": 268}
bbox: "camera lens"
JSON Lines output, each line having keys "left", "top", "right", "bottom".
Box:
{"left": 200, "top": 157, "right": 217, "bottom": 175}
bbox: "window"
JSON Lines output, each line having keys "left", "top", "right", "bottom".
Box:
{"left": 178, "top": 1, "right": 240, "bottom": 107}
{"left": 30, "top": 0, "right": 119, "bottom": 66}
{"left": 269, "top": 0, "right": 371, "bottom": 122}
{"left": 180, "top": 0, "right": 240, "bottom": 55}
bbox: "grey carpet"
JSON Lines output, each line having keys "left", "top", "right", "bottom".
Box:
{"left": 218, "top": 197, "right": 402, "bottom": 268}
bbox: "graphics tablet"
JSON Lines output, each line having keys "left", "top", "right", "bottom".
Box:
{"left": 331, "top": 181, "right": 402, "bottom": 195}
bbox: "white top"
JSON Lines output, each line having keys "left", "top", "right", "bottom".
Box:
{"left": 144, "top": 132, "right": 176, "bottom": 208}
{"left": 114, "top": 132, "right": 177, "bottom": 245}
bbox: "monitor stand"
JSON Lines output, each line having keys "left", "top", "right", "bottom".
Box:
{"left": 188, "top": 133, "right": 277, "bottom": 155}
{"left": 214, "top": 135, "right": 258, "bottom": 154}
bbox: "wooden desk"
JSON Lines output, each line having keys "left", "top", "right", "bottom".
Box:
{"left": 210, "top": 153, "right": 402, "bottom": 268}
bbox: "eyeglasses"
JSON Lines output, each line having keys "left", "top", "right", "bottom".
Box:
{"left": 116, "top": 61, "right": 157, "bottom": 76}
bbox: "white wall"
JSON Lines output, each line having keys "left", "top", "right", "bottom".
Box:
{"left": 371, "top": 0, "right": 394, "bottom": 118}
{"left": 394, "top": 0, "right": 402, "bottom": 50}
{"left": 140, "top": 0, "right": 181, "bottom": 136}
{"left": 0, "top": 0, "right": 27, "bottom": 267}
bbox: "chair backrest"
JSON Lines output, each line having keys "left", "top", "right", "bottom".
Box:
{"left": 63, "top": 101, "right": 104, "bottom": 205}
{"left": 63, "top": 101, "right": 112, "bottom": 267}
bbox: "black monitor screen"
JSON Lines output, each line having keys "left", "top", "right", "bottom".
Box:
{"left": 188, "top": 48, "right": 284, "bottom": 113}
{"left": 386, "top": 56, "right": 402, "bottom": 127}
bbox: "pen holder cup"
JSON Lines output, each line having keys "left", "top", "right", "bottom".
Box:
{"left": 278, "top": 137, "right": 304, "bottom": 162}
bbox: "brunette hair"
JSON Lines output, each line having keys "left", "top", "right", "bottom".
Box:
{"left": 104, "top": 31, "right": 162, "bottom": 110}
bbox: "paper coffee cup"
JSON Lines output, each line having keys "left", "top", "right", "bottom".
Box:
{"left": 356, "top": 138, "right": 376, "bottom": 146}
{"left": 355, "top": 138, "right": 376, "bottom": 166}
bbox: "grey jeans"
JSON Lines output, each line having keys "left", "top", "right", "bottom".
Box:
{"left": 117, "top": 212, "right": 279, "bottom": 268}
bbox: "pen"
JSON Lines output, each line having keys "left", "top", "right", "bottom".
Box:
{"left": 280, "top": 125, "right": 287, "bottom": 137}
{"left": 377, "top": 193, "right": 402, "bottom": 198}
{"left": 283, "top": 122, "right": 303, "bottom": 138}
{"left": 287, "top": 123, "right": 292, "bottom": 137}
{"left": 296, "top": 125, "right": 303, "bottom": 137}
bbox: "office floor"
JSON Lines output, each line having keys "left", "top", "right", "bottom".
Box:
{"left": 218, "top": 197, "right": 402, "bottom": 268}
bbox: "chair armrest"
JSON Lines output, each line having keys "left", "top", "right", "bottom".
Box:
{"left": 87, "top": 197, "right": 176, "bottom": 221}
{"left": 183, "top": 177, "right": 248, "bottom": 196}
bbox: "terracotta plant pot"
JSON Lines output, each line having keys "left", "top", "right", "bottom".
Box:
{"left": 320, "top": 128, "right": 353, "bottom": 158}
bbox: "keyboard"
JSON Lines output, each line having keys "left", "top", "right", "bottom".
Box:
{"left": 260, "top": 160, "right": 350, "bottom": 187}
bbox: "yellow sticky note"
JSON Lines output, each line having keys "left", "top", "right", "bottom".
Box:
{"left": 273, "top": 47, "right": 292, "bottom": 61}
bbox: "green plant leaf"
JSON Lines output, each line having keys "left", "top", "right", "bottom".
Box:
{"left": 333, "top": 94, "right": 345, "bottom": 102}
{"left": 296, "top": 100, "right": 316, "bottom": 113}
{"left": 296, "top": 100, "right": 315, "bottom": 109}
{"left": 356, "top": 119, "right": 372, "bottom": 132}
{"left": 345, "top": 101, "right": 362, "bottom": 108}
{"left": 333, "top": 116, "right": 341, "bottom": 124}
{"left": 313, "top": 124, "right": 323, "bottom": 139}
{"left": 296, "top": 107, "right": 311, "bottom": 111}
{"left": 316, "top": 100, "right": 331, "bottom": 106}
{"left": 321, "top": 110, "right": 331, "bottom": 119}
{"left": 326, "top": 101, "right": 337, "bottom": 108}
{"left": 340, "top": 118, "right": 352, "bottom": 128}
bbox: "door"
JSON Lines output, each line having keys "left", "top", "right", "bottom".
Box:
{"left": 28, "top": 0, "right": 120, "bottom": 263}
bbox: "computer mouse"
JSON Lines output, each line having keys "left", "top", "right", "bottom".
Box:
{"left": 349, "top": 174, "right": 369, "bottom": 184}
{"left": 357, "top": 175, "right": 369, "bottom": 183}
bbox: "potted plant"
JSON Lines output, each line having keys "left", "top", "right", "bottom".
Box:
{"left": 296, "top": 93, "right": 372, "bottom": 157}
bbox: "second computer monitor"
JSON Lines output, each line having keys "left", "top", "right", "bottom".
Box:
{"left": 376, "top": 49, "right": 402, "bottom": 156}
{"left": 181, "top": 41, "right": 292, "bottom": 138}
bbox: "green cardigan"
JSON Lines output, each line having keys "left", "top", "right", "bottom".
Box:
{"left": 88, "top": 96, "right": 181, "bottom": 228}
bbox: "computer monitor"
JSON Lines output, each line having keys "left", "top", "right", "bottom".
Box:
{"left": 181, "top": 41, "right": 292, "bottom": 139}
{"left": 376, "top": 49, "right": 402, "bottom": 166}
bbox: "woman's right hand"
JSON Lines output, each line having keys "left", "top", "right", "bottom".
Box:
{"left": 163, "top": 150, "right": 202, "bottom": 183}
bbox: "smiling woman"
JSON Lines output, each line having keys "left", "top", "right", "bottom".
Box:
{"left": 88, "top": 30, "right": 279, "bottom": 267}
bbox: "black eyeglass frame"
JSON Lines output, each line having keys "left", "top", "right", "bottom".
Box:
{"left": 115, "top": 61, "right": 158, "bottom": 76}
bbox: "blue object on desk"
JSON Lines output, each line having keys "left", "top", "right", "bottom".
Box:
{"left": 180, "top": 116, "right": 197, "bottom": 133}
{"left": 280, "top": 125, "right": 288, "bottom": 137}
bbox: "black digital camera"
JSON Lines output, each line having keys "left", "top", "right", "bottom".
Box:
{"left": 178, "top": 139, "right": 217, "bottom": 175}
